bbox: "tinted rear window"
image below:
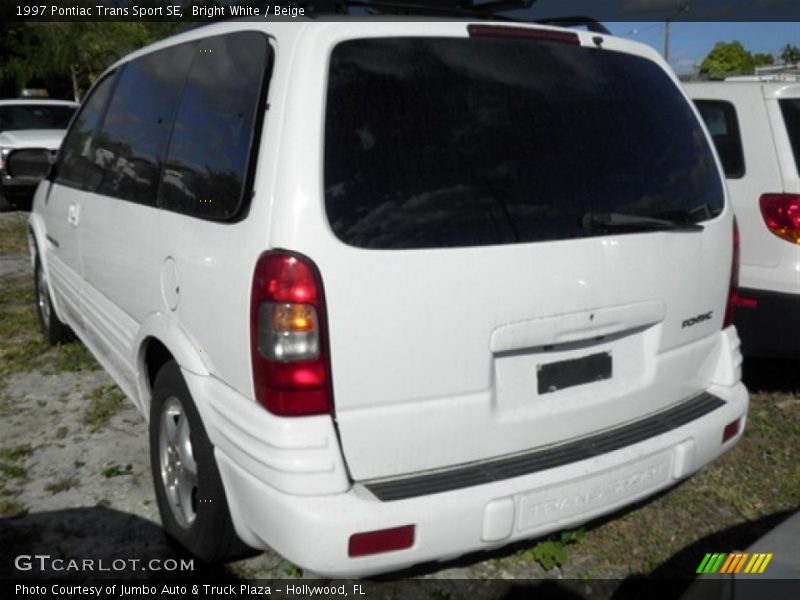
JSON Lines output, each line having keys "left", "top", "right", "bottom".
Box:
{"left": 780, "top": 99, "right": 800, "bottom": 176}
{"left": 325, "top": 37, "right": 724, "bottom": 250}
{"left": 694, "top": 100, "right": 745, "bottom": 179}
{"left": 0, "top": 104, "right": 75, "bottom": 131}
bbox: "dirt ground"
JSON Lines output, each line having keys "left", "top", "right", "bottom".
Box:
{"left": 1, "top": 211, "right": 798, "bottom": 597}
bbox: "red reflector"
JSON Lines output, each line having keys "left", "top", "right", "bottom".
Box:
{"left": 468, "top": 24, "right": 580, "bottom": 45}
{"left": 759, "top": 193, "right": 800, "bottom": 244}
{"left": 348, "top": 525, "right": 415, "bottom": 558}
{"left": 722, "top": 419, "right": 741, "bottom": 443}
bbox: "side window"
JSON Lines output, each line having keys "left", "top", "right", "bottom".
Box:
{"left": 159, "top": 31, "right": 270, "bottom": 220}
{"left": 87, "top": 43, "right": 195, "bottom": 205}
{"left": 694, "top": 100, "right": 745, "bottom": 179}
{"left": 55, "top": 75, "right": 115, "bottom": 189}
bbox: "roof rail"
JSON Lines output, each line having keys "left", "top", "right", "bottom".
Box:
{"left": 303, "top": 1, "right": 611, "bottom": 33}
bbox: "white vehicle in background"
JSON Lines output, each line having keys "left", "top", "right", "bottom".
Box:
{"left": 0, "top": 99, "right": 78, "bottom": 211}
{"left": 687, "top": 79, "right": 800, "bottom": 359}
{"left": 17, "top": 19, "right": 748, "bottom": 577}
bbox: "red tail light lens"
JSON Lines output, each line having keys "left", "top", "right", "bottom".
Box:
{"left": 348, "top": 525, "right": 415, "bottom": 557}
{"left": 723, "top": 218, "right": 740, "bottom": 329}
{"left": 250, "top": 251, "right": 332, "bottom": 416}
{"left": 759, "top": 193, "right": 800, "bottom": 244}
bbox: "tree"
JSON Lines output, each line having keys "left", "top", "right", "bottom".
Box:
{"left": 753, "top": 53, "right": 775, "bottom": 67}
{"left": 780, "top": 44, "right": 800, "bottom": 65}
{"left": 0, "top": 10, "right": 183, "bottom": 100}
{"left": 699, "top": 41, "right": 756, "bottom": 78}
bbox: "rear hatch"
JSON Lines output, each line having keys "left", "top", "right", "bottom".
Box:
{"left": 290, "top": 26, "right": 731, "bottom": 481}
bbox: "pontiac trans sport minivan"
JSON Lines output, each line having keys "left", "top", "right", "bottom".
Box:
{"left": 22, "top": 20, "right": 748, "bottom": 576}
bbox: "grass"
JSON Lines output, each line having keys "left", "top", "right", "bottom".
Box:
{"left": 56, "top": 342, "right": 98, "bottom": 372}
{"left": 0, "top": 444, "right": 32, "bottom": 484}
{"left": 517, "top": 529, "right": 585, "bottom": 571}
{"left": 0, "top": 499, "right": 28, "bottom": 518}
{"left": 101, "top": 463, "right": 133, "bottom": 478}
{"left": 82, "top": 384, "right": 126, "bottom": 432}
{"left": 44, "top": 476, "right": 80, "bottom": 495}
{"left": 0, "top": 213, "right": 29, "bottom": 254}
{"left": 563, "top": 383, "right": 800, "bottom": 578}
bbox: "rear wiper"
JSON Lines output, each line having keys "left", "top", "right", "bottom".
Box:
{"left": 581, "top": 212, "right": 704, "bottom": 233}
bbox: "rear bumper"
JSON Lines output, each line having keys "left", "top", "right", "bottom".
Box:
{"left": 735, "top": 288, "right": 800, "bottom": 359}
{"left": 183, "top": 361, "right": 748, "bottom": 578}
{"left": 215, "top": 382, "right": 746, "bottom": 577}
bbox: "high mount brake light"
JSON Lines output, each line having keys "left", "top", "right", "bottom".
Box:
{"left": 250, "top": 251, "right": 332, "bottom": 416}
{"left": 467, "top": 25, "right": 580, "bottom": 45}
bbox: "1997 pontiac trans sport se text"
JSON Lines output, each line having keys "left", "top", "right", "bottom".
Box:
{"left": 15, "top": 584, "right": 366, "bottom": 596}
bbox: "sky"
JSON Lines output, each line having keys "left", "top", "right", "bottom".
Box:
{"left": 499, "top": 1, "right": 800, "bottom": 76}
{"left": 606, "top": 21, "right": 800, "bottom": 75}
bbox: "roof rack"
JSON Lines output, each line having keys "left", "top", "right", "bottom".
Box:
{"left": 303, "top": 0, "right": 610, "bottom": 32}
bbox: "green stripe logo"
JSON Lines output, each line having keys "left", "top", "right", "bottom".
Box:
{"left": 696, "top": 553, "right": 727, "bottom": 574}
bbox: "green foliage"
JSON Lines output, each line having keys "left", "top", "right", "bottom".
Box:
{"left": 57, "top": 342, "right": 98, "bottom": 372}
{"left": 780, "top": 44, "right": 800, "bottom": 65}
{"left": 102, "top": 463, "right": 133, "bottom": 478}
{"left": 0, "top": 12, "right": 184, "bottom": 100}
{"left": 699, "top": 41, "right": 758, "bottom": 77}
{"left": 45, "top": 476, "right": 80, "bottom": 494}
{"left": 519, "top": 528, "right": 585, "bottom": 571}
{"left": 82, "top": 384, "right": 126, "bottom": 432}
{"left": 752, "top": 53, "right": 774, "bottom": 67}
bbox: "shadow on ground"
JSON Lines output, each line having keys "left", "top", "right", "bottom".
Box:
{"left": 0, "top": 506, "right": 236, "bottom": 581}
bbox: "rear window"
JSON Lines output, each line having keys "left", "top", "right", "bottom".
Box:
{"left": 779, "top": 99, "right": 800, "bottom": 177}
{"left": 325, "top": 37, "right": 724, "bottom": 250}
{"left": 694, "top": 100, "right": 745, "bottom": 179}
{"left": 0, "top": 104, "right": 75, "bottom": 132}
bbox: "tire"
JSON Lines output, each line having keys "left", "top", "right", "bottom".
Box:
{"left": 149, "top": 360, "right": 254, "bottom": 562}
{"left": 0, "top": 191, "right": 11, "bottom": 212}
{"left": 34, "top": 256, "right": 70, "bottom": 345}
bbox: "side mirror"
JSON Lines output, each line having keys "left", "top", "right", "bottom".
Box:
{"left": 6, "top": 148, "right": 53, "bottom": 180}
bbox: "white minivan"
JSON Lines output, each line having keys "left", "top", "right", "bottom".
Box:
{"left": 686, "top": 79, "right": 800, "bottom": 359}
{"left": 19, "top": 20, "right": 747, "bottom": 576}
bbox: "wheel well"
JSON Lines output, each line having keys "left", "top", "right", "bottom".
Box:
{"left": 144, "top": 338, "right": 174, "bottom": 392}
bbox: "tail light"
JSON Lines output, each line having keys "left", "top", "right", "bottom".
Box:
{"left": 723, "top": 218, "right": 740, "bottom": 329}
{"left": 250, "top": 251, "right": 332, "bottom": 416}
{"left": 759, "top": 193, "right": 800, "bottom": 244}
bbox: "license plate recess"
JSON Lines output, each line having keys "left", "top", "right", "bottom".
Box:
{"left": 537, "top": 352, "right": 612, "bottom": 395}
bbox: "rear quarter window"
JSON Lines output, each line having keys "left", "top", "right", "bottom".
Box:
{"left": 158, "top": 31, "right": 271, "bottom": 221}
{"left": 694, "top": 100, "right": 745, "bottom": 179}
{"left": 325, "top": 37, "right": 724, "bottom": 250}
{"left": 87, "top": 44, "right": 194, "bottom": 205}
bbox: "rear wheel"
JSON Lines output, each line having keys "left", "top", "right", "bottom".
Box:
{"left": 149, "top": 360, "right": 253, "bottom": 562}
{"left": 34, "top": 256, "right": 70, "bottom": 345}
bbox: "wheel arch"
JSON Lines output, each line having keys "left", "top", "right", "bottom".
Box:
{"left": 134, "top": 313, "right": 209, "bottom": 415}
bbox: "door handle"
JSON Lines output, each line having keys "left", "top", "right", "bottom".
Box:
{"left": 67, "top": 203, "right": 80, "bottom": 227}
